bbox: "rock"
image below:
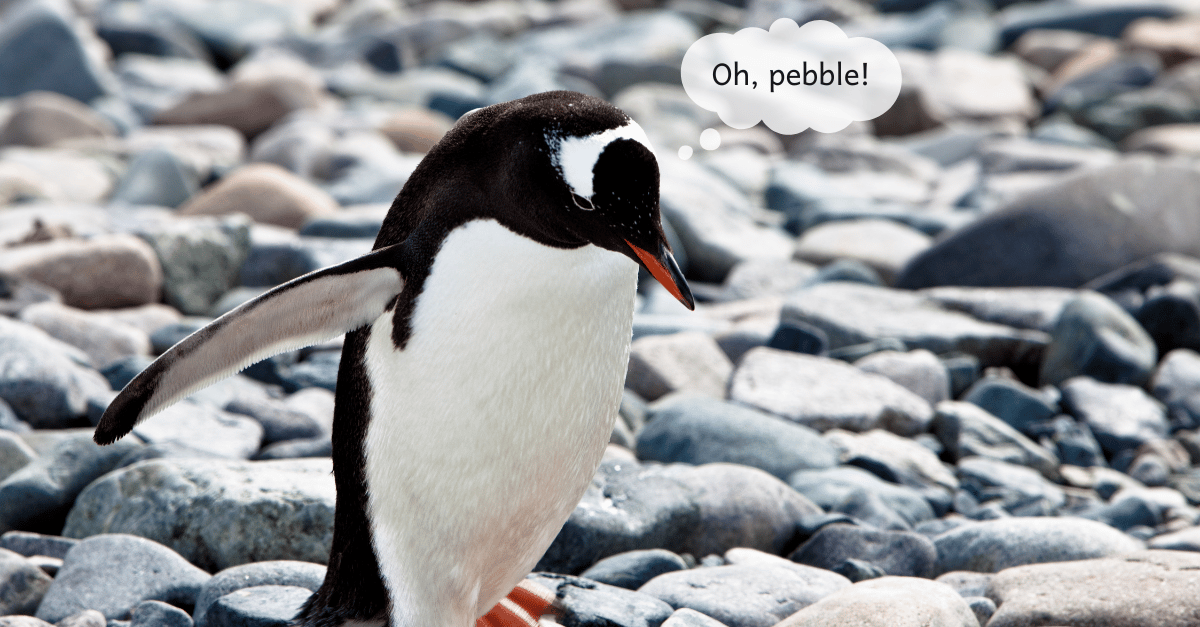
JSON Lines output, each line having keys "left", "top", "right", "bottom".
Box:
{"left": 178, "top": 164, "right": 338, "bottom": 230}
{"left": 781, "top": 283, "right": 1047, "bottom": 370}
{"left": 0, "top": 235, "right": 163, "bottom": 309}
{"left": 203, "top": 585, "right": 310, "bottom": 627}
{"left": 252, "top": 437, "right": 331, "bottom": 460}
{"left": 636, "top": 396, "right": 838, "bottom": 479}
{"left": 529, "top": 573, "right": 673, "bottom": 627}
{"left": 377, "top": 108, "right": 453, "bottom": 153}
{"left": 299, "top": 204, "right": 387, "bottom": 239}
{"left": 794, "top": 220, "right": 932, "bottom": 285}
{"left": 1148, "top": 525, "right": 1200, "bottom": 551}
{"left": 997, "top": 0, "right": 1179, "bottom": 47}
{"left": 831, "top": 558, "right": 887, "bottom": 583}
{"left": 1013, "top": 29, "right": 1107, "bottom": 73}
{"left": 1125, "top": 16, "right": 1200, "bottom": 68}
{"left": 224, "top": 397, "right": 324, "bottom": 446}
{"left": 961, "top": 376, "right": 1057, "bottom": 437}
{"left": 193, "top": 561, "right": 324, "bottom": 627}
{"left": 0, "top": 531, "right": 77, "bottom": 559}
{"left": 854, "top": 349, "right": 950, "bottom": 406}
{"left": 0, "top": 432, "right": 35, "bottom": 483}
{"left": 150, "top": 318, "right": 210, "bottom": 354}
{"left": 932, "top": 401, "right": 1059, "bottom": 479}
{"left": 935, "top": 571, "right": 994, "bottom": 598}
{"left": 637, "top": 559, "right": 849, "bottom": 627}
{"left": 53, "top": 609, "right": 105, "bottom": 627}
{"left": 0, "top": 548, "right": 51, "bottom": 615}
{"left": 728, "top": 348, "right": 934, "bottom": 436}
{"left": 774, "top": 576, "right": 979, "bottom": 627}
{"left": 238, "top": 230, "right": 372, "bottom": 288}
{"left": 660, "top": 608, "right": 728, "bottom": 627}
{"left": 1041, "top": 291, "right": 1158, "bottom": 387}
{"left": 0, "top": 431, "right": 140, "bottom": 534}
{"left": 154, "top": 78, "right": 325, "bottom": 139}
{"left": 130, "top": 402, "right": 263, "bottom": 459}
{"left": 111, "top": 147, "right": 201, "bottom": 209}
{"left": 1123, "top": 123, "right": 1200, "bottom": 156}
{"left": 1061, "top": 377, "right": 1169, "bottom": 456}
{"left": 625, "top": 333, "right": 732, "bottom": 401}
{"left": 35, "top": 534, "right": 209, "bottom": 622}
{"left": 0, "top": 2, "right": 113, "bottom": 103}
{"left": 1137, "top": 281, "right": 1200, "bottom": 355}
{"left": 788, "top": 466, "right": 936, "bottom": 529}
{"left": 62, "top": 458, "right": 335, "bottom": 572}
{"left": 137, "top": 216, "right": 252, "bottom": 316}
{"left": 0, "top": 92, "right": 114, "bottom": 147}
{"left": 131, "top": 601, "right": 192, "bottom": 627}
{"left": 789, "top": 524, "right": 938, "bottom": 578}
{"left": 824, "top": 429, "right": 957, "bottom": 512}
{"left": 0, "top": 617, "right": 52, "bottom": 627}
{"left": 933, "top": 517, "right": 1144, "bottom": 574}
{"left": 1152, "top": 348, "right": 1200, "bottom": 426}
{"left": 986, "top": 550, "right": 1200, "bottom": 627}
{"left": 720, "top": 259, "right": 816, "bottom": 301}
{"left": 765, "top": 321, "right": 828, "bottom": 357}
{"left": 956, "top": 457, "right": 1066, "bottom": 516}
{"left": 19, "top": 302, "right": 151, "bottom": 369}
{"left": 922, "top": 286, "right": 1078, "bottom": 333}
{"left": 579, "top": 550, "right": 688, "bottom": 592}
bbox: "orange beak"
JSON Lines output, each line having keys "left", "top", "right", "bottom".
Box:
{"left": 625, "top": 239, "right": 694, "bottom": 310}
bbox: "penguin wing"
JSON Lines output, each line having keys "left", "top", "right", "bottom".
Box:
{"left": 94, "top": 243, "right": 407, "bottom": 445}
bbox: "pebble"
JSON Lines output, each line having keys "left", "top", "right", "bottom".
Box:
{"left": 774, "top": 576, "right": 979, "bottom": 627}
{"left": 0, "top": 432, "right": 36, "bottom": 482}
{"left": 63, "top": 458, "right": 335, "bottom": 572}
{"left": 0, "top": 235, "right": 163, "bottom": 310}
{"left": 625, "top": 333, "right": 732, "bottom": 401}
{"left": 223, "top": 397, "right": 324, "bottom": 445}
{"left": 128, "top": 401, "right": 263, "bottom": 459}
{"left": 794, "top": 219, "right": 932, "bottom": 285}
{"left": 660, "top": 608, "right": 728, "bottom": 627}
{"left": 932, "top": 516, "right": 1144, "bottom": 574}
{"left": 921, "top": 286, "right": 1078, "bottom": 333}
{"left": 35, "top": 534, "right": 210, "bottom": 622}
{"left": 788, "top": 466, "right": 936, "bottom": 529}
{"left": 1060, "top": 376, "right": 1169, "bottom": 456}
{"left": 136, "top": 216, "right": 252, "bottom": 316}
{"left": 0, "top": 91, "right": 115, "bottom": 148}
{"left": 636, "top": 395, "right": 838, "bottom": 479}
{"left": 1042, "top": 291, "right": 1159, "bottom": 386}
{"left": 960, "top": 376, "right": 1057, "bottom": 437}
{"left": 0, "top": 547, "right": 52, "bottom": 615}
{"left": 529, "top": 573, "right": 673, "bottom": 627}
{"left": 579, "top": 550, "right": 688, "bottom": 591}
{"left": 131, "top": 601, "right": 193, "bottom": 627}
{"left": 154, "top": 78, "right": 325, "bottom": 140}
{"left": 111, "top": 147, "right": 200, "bottom": 209}
{"left": 193, "top": 561, "right": 325, "bottom": 627}
{"left": 202, "top": 585, "right": 310, "bottom": 627}
{"left": 178, "top": 164, "right": 338, "bottom": 230}
{"left": 955, "top": 457, "right": 1066, "bottom": 516}
{"left": 825, "top": 429, "right": 958, "bottom": 508}
{"left": 932, "top": 401, "right": 1059, "bottom": 479}
{"left": 854, "top": 349, "right": 950, "bottom": 406}
{"left": 789, "top": 523, "right": 939, "bottom": 578}
{"left": 0, "top": 531, "right": 79, "bottom": 560}
{"left": 19, "top": 302, "right": 151, "bottom": 369}
{"left": 0, "top": 2, "right": 114, "bottom": 103}
{"left": 54, "top": 609, "right": 105, "bottom": 627}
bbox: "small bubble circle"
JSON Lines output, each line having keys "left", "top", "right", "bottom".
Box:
{"left": 700, "top": 128, "right": 721, "bottom": 151}
{"left": 677, "top": 145, "right": 693, "bottom": 160}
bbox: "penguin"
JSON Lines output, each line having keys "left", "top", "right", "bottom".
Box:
{"left": 94, "top": 90, "right": 693, "bottom": 627}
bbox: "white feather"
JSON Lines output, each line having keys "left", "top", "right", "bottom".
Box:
{"left": 549, "top": 121, "right": 653, "bottom": 200}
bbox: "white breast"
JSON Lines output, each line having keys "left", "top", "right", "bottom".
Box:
{"left": 361, "top": 219, "right": 638, "bottom": 627}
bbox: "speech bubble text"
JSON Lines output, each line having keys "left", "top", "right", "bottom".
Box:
{"left": 681, "top": 19, "right": 902, "bottom": 134}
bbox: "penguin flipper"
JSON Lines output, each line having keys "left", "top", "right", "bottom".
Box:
{"left": 94, "top": 243, "right": 407, "bottom": 445}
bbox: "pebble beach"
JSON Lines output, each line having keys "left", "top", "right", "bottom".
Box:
{"left": 2, "top": 0, "right": 1200, "bottom": 625}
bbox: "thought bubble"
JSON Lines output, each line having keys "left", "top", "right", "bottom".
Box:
{"left": 681, "top": 19, "right": 902, "bottom": 134}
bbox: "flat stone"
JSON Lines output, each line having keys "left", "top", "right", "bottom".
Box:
{"left": 131, "top": 601, "right": 192, "bottom": 627}
{"left": 935, "top": 571, "right": 994, "bottom": 598}
{"left": 986, "top": 550, "right": 1200, "bottom": 627}
{"left": 922, "top": 286, "right": 1078, "bottom": 333}
{"left": 789, "top": 524, "right": 939, "bottom": 578}
{"left": 774, "top": 576, "right": 979, "bottom": 627}
{"left": 377, "top": 108, "right": 453, "bottom": 153}
{"left": 961, "top": 376, "right": 1058, "bottom": 437}
{"left": 62, "top": 458, "right": 335, "bottom": 572}
{"left": 529, "top": 573, "right": 673, "bottom": 627}
{"left": 1061, "top": 377, "right": 1169, "bottom": 456}
{"left": 794, "top": 219, "right": 932, "bottom": 285}
{"left": 19, "top": 302, "right": 151, "bottom": 369}
{"left": 111, "top": 148, "right": 201, "bottom": 209}
{"left": 854, "top": 349, "right": 950, "bottom": 406}
{"left": 1152, "top": 348, "right": 1200, "bottom": 426}
{"left": 0, "top": 531, "right": 77, "bottom": 559}
{"left": 788, "top": 467, "right": 936, "bottom": 529}
{"left": 203, "top": 585, "right": 309, "bottom": 627}
{"left": 825, "top": 429, "right": 958, "bottom": 503}
{"left": 193, "top": 561, "right": 324, "bottom": 627}
{"left": 0, "top": 617, "right": 52, "bottom": 627}
{"left": 130, "top": 401, "right": 263, "bottom": 459}
{"left": 178, "top": 164, "right": 337, "bottom": 230}
{"left": 579, "top": 550, "right": 688, "bottom": 591}
{"left": 720, "top": 259, "right": 816, "bottom": 301}
{"left": 53, "top": 609, "right": 105, "bottom": 627}
{"left": 956, "top": 457, "right": 1066, "bottom": 516}
{"left": 626, "top": 333, "right": 732, "bottom": 402}
{"left": 0, "top": 547, "right": 51, "bottom": 615}
{"left": 35, "top": 534, "right": 209, "bottom": 622}
{"left": 932, "top": 401, "right": 1059, "bottom": 479}
{"left": 1147, "top": 525, "right": 1200, "bottom": 551}
{"left": 728, "top": 348, "right": 934, "bottom": 436}
{"left": 0, "top": 235, "right": 163, "bottom": 309}
{"left": 660, "top": 608, "right": 727, "bottom": 627}
{"left": 154, "top": 78, "right": 324, "bottom": 140}
{"left": 0, "top": 91, "right": 114, "bottom": 148}
{"left": 933, "top": 517, "right": 1144, "bottom": 574}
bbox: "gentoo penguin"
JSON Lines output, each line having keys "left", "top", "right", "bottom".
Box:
{"left": 94, "top": 90, "right": 693, "bottom": 627}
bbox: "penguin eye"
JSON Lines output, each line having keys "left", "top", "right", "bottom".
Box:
{"left": 571, "top": 193, "right": 595, "bottom": 211}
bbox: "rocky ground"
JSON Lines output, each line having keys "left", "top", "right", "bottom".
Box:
{"left": 1, "top": 0, "right": 1200, "bottom": 626}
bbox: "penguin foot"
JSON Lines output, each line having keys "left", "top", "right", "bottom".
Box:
{"left": 476, "top": 580, "right": 557, "bottom": 627}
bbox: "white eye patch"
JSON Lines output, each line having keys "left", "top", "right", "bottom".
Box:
{"left": 548, "top": 121, "right": 654, "bottom": 207}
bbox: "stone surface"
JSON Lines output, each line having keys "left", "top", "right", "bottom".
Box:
{"left": 131, "top": 600, "right": 193, "bottom": 627}
{"left": 933, "top": 517, "right": 1144, "bottom": 574}
{"left": 956, "top": 457, "right": 1066, "bottom": 516}
{"left": 794, "top": 219, "right": 932, "bottom": 285}
{"left": 192, "top": 560, "right": 323, "bottom": 627}
{"left": 1041, "top": 291, "right": 1159, "bottom": 387}
{"left": 922, "top": 286, "right": 1078, "bottom": 333}
{"left": 1152, "top": 348, "right": 1200, "bottom": 427}
{"left": 932, "top": 401, "right": 1059, "bottom": 479}
{"left": 626, "top": 333, "right": 732, "bottom": 401}
{"left": 961, "top": 376, "right": 1058, "bottom": 437}
{"left": 0, "top": 547, "right": 51, "bottom": 615}
{"left": 154, "top": 78, "right": 324, "bottom": 139}
{"left": 0, "top": 235, "right": 163, "bottom": 309}
{"left": 854, "top": 349, "right": 951, "bottom": 406}
{"left": 0, "top": 531, "right": 78, "bottom": 560}
{"left": 1060, "top": 377, "right": 1169, "bottom": 455}
{"left": 0, "top": 92, "right": 114, "bottom": 148}
{"left": 137, "top": 216, "right": 252, "bottom": 316}
{"left": 130, "top": 401, "right": 263, "bottom": 459}
{"left": 774, "top": 576, "right": 980, "bottom": 627}
{"left": 35, "top": 534, "right": 210, "bottom": 622}
{"left": 203, "top": 585, "right": 310, "bottom": 627}
{"left": 178, "top": 164, "right": 338, "bottom": 230}
{"left": 62, "top": 458, "right": 335, "bottom": 572}
{"left": 378, "top": 108, "right": 453, "bottom": 153}
{"left": 579, "top": 549, "right": 688, "bottom": 592}
{"left": 788, "top": 466, "right": 936, "bottom": 529}
{"left": 824, "top": 429, "right": 958, "bottom": 506}
{"left": 0, "top": 2, "right": 113, "bottom": 103}
{"left": 0, "top": 432, "right": 36, "bottom": 483}
{"left": 530, "top": 573, "right": 673, "bottom": 627}
{"left": 19, "top": 302, "right": 151, "bottom": 369}
{"left": 728, "top": 348, "right": 934, "bottom": 436}
{"left": 789, "top": 524, "right": 939, "bottom": 578}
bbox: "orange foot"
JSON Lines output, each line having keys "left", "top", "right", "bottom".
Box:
{"left": 476, "top": 580, "right": 557, "bottom": 627}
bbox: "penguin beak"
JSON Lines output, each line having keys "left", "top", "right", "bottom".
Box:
{"left": 625, "top": 239, "right": 694, "bottom": 310}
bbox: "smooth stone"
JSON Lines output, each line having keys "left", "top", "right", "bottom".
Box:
{"left": 63, "top": 458, "right": 335, "bottom": 572}
{"left": 0, "top": 547, "right": 51, "bottom": 615}
{"left": 35, "top": 534, "right": 209, "bottom": 622}
{"left": 824, "top": 429, "right": 957, "bottom": 514}
{"left": 192, "top": 561, "right": 324, "bottom": 627}
{"left": 728, "top": 348, "right": 934, "bottom": 436}
{"left": 660, "top": 608, "right": 728, "bottom": 627}
{"left": 102, "top": 355, "right": 155, "bottom": 391}
{"left": 579, "top": 550, "right": 688, "bottom": 592}
{"left": 0, "top": 91, "right": 114, "bottom": 147}
{"left": 178, "top": 164, "right": 337, "bottom": 230}
{"left": 0, "top": 531, "right": 77, "bottom": 559}
{"left": 137, "top": 216, "right": 251, "bottom": 317}
{"left": 831, "top": 558, "right": 887, "bottom": 583}
{"left": 203, "top": 585, "right": 309, "bottom": 627}
{"left": 788, "top": 467, "right": 936, "bottom": 529}
{"left": 0, "top": 2, "right": 113, "bottom": 103}
{"left": 0, "top": 432, "right": 36, "bottom": 483}
{"left": 0, "top": 272, "right": 60, "bottom": 318}
{"left": 130, "top": 401, "right": 263, "bottom": 459}
{"left": 794, "top": 219, "right": 932, "bottom": 285}
{"left": 626, "top": 333, "right": 733, "bottom": 401}
{"left": 111, "top": 148, "right": 199, "bottom": 209}
{"left": 529, "top": 573, "right": 673, "bottom": 627}
{"left": 956, "top": 457, "right": 1066, "bottom": 516}
{"left": 720, "top": 259, "right": 816, "bottom": 301}
{"left": 377, "top": 108, "right": 453, "bottom": 154}
{"left": 0, "top": 618, "right": 52, "bottom": 627}
{"left": 1041, "top": 291, "right": 1158, "bottom": 387}
{"left": 54, "top": 609, "right": 105, "bottom": 627}
{"left": 298, "top": 205, "right": 387, "bottom": 239}
{"left": 1124, "top": 123, "right": 1200, "bottom": 155}
{"left": 154, "top": 78, "right": 324, "bottom": 140}
{"left": 224, "top": 397, "right": 323, "bottom": 446}
{"left": 149, "top": 318, "right": 210, "bottom": 354}
{"left": 961, "top": 376, "right": 1057, "bottom": 437}
{"left": 935, "top": 571, "right": 994, "bottom": 598}
{"left": 933, "top": 517, "right": 1144, "bottom": 574}
{"left": 1136, "top": 281, "right": 1200, "bottom": 354}
{"left": 765, "top": 321, "right": 828, "bottom": 357}
{"left": 1148, "top": 525, "right": 1200, "bottom": 551}
{"left": 804, "top": 259, "right": 884, "bottom": 288}
{"left": 922, "top": 286, "right": 1078, "bottom": 333}
{"left": 636, "top": 395, "right": 838, "bottom": 479}
{"left": 932, "top": 401, "right": 1059, "bottom": 479}
{"left": 775, "top": 576, "right": 979, "bottom": 627}
{"left": 986, "top": 550, "right": 1200, "bottom": 627}
{"left": 131, "top": 601, "right": 192, "bottom": 627}
{"left": 789, "top": 523, "right": 938, "bottom": 578}
{"left": 1153, "top": 348, "right": 1200, "bottom": 427}
{"left": 1060, "top": 377, "right": 1169, "bottom": 455}
{"left": 0, "top": 431, "right": 140, "bottom": 534}
{"left": 854, "top": 349, "right": 950, "bottom": 406}
{"left": 19, "top": 302, "right": 151, "bottom": 369}
{"left": 238, "top": 231, "right": 373, "bottom": 288}
{"left": 252, "top": 436, "right": 331, "bottom": 460}
{"left": 0, "top": 235, "right": 162, "bottom": 309}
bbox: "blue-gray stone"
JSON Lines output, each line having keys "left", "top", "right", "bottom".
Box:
{"left": 139, "top": 218, "right": 251, "bottom": 317}
{"left": 0, "top": 531, "right": 78, "bottom": 559}
{"left": 193, "top": 561, "right": 324, "bottom": 627}
{"left": 102, "top": 356, "right": 156, "bottom": 391}
{"left": 0, "top": 2, "right": 112, "bottom": 102}
{"left": 251, "top": 437, "right": 331, "bottom": 460}
{"left": 0, "top": 317, "right": 113, "bottom": 429}
{"left": 112, "top": 149, "right": 200, "bottom": 209}
{"left": 203, "top": 585, "right": 309, "bottom": 627}
{"left": 1041, "top": 291, "right": 1158, "bottom": 387}
{"left": 789, "top": 523, "right": 938, "bottom": 578}
{"left": 35, "top": 534, "right": 210, "bottom": 622}
{"left": 932, "top": 517, "right": 1144, "bottom": 574}
{"left": 956, "top": 457, "right": 1065, "bottom": 517}
{"left": 239, "top": 238, "right": 373, "bottom": 288}
{"left": 788, "top": 466, "right": 935, "bottom": 528}
{"left": 150, "top": 319, "right": 210, "bottom": 355}
{"left": 131, "top": 601, "right": 193, "bottom": 627}
{"left": 805, "top": 259, "right": 884, "bottom": 287}
{"left": 0, "top": 546, "right": 52, "bottom": 615}
{"left": 275, "top": 352, "right": 339, "bottom": 393}
{"left": 298, "top": 215, "right": 384, "bottom": 239}
{"left": 766, "top": 322, "right": 827, "bottom": 355}
{"left": 1044, "top": 416, "right": 1107, "bottom": 468}
{"left": 962, "top": 376, "right": 1057, "bottom": 437}
{"left": 998, "top": 1, "right": 1178, "bottom": 48}
{"left": 529, "top": 573, "right": 673, "bottom": 627}
{"left": 1138, "top": 284, "right": 1200, "bottom": 356}
{"left": 830, "top": 558, "right": 886, "bottom": 583}
{"left": 579, "top": 549, "right": 687, "bottom": 591}
{"left": 966, "top": 596, "right": 996, "bottom": 625}
{"left": 224, "top": 398, "right": 322, "bottom": 446}
{"left": 1061, "top": 377, "right": 1168, "bottom": 456}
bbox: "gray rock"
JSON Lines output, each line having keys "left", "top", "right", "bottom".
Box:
{"left": 1148, "top": 525, "right": 1200, "bottom": 551}
{"left": 788, "top": 467, "right": 936, "bottom": 528}
{"left": 932, "top": 401, "right": 1059, "bottom": 479}
{"left": 626, "top": 333, "right": 732, "bottom": 402}
{"left": 781, "top": 283, "right": 1047, "bottom": 370}
{"left": 0, "top": 547, "right": 51, "bottom": 615}
{"left": 529, "top": 573, "right": 673, "bottom": 627}
{"left": 1061, "top": 377, "right": 1169, "bottom": 456}
{"left": 137, "top": 217, "right": 251, "bottom": 317}
{"left": 720, "top": 259, "right": 816, "bottom": 301}
{"left": 934, "top": 571, "right": 994, "bottom": 598}
{"left": 660, "top": 608, "right": 728, "bottom": 627}
{"left": 251, "top": 437, "right": 331, "bottom": 460}
{"left": 54, "top": 609, "right": 105, "bottom": 627}
{"left": 794, "top": 219, "right": 932, "bottom": 285}
{"left": 1151, "top": 348, "right": 1200, "bottom": 427}
{"left": 831, "top": 558, "right": 887, "bottom": 583}
{"left": 956, "top": 457, "right": 1066, "bottom": 516}
{"left": 1041, "top": 291, "right": 1158, "bottom": 387}
{"left": 238, "top": 232, "right": 372, "bottom": 289}
{"left": 148, "top": 318, "right": 209, "bottom": 354}
{"left": 131, "top": 601, "right": 192, "bottom": 627}
{"left": 0, "top": 2, "right": 113, "bottom": 103}
{"left": 299, "top": 205, "right": 387, "bottom": 239}
{"left": 961, "top": 376, "right": 1058, "bottom": 437}
{"left": 203, "top": 585, "right": 309, "bottom": 627}
{"left": 637, "top": 557, "right": 849, "bottom": 627}
{"left": 854, "top": 349, "right": 950, "bottom": 406}
{"left": 1136, "top": 281, "right": 1200, "bottom": 355}
{"left": 223, "top": 397, "right": 323, "bottom": 446}
{"left": 825, "top": 429, "right": 958, "bottom": 513}
{"left": 35, "top": 534, "right": 209, "bottom": 622}
{"left": 579, "top": 550, "right": 688, "bottom": 591}
{"left": 765, "top": 322, "right": 828, "bottom": 357}
{"left": 193, "top": 561, "right": 324, "bottom": 627}
{"left": 922, "top": 286, "right": 1079, "bottom": 333}
{"left": 0, "top": 431, "right": 140, "bottom": 534}
{"left": 789, "top": 524, "right": 938, "bottom": 578}
{"left": 0, "top": 431, "right": 35, "bottom": 482}
{"left": 636, "top": 396, "right": 837, "bottom": 479}
{"left": 0, "top": 316, "right": 114, "bottom": 428}
{"left": 112, "top": 149, "right": 200, "bottom": 209}
{"left": 0, "top": 531, "right": 77, "bottom": 559}
{"left": 130, "top": 401, "right": 263, "bottom": 459}
{"left": 18, "top": 302, "right": 151, "bottom": 370}
{"left": 729, "top": 348, "right": 934, "bottom": 436}
{"left": 933, "top": 517, "right": 1144, "bottom": 574}
{"left": 0, "top": 617, "right": 53, "bottom": 627}
{"left": 774, "top": 576, "right": 980, "bottom": 627}
{"left": 63, "top": 458, "right": 335, "bottom": 572}
{"left": 0, "top": 235, "right": 162, "bottom": 310}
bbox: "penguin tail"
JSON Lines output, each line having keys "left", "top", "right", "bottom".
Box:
{"left": 477, "top": 580, "right": 558, "bottom": 627}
